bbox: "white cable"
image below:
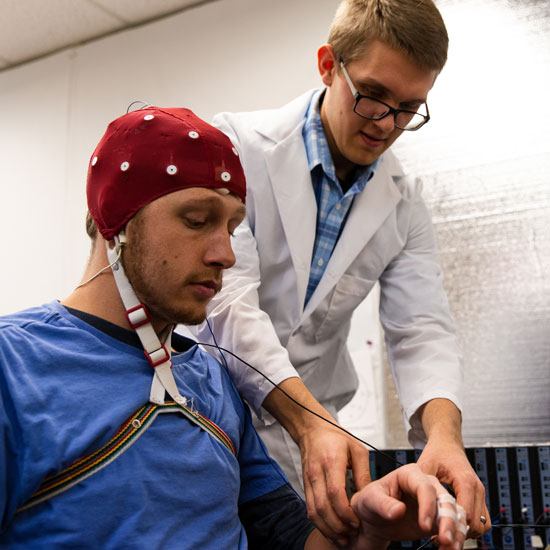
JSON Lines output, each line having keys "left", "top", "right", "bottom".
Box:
{"left": 75, "top": 246, "right": 123, "bottom": 289}
{"left": 105, "top": 235, "right": 187, "bottom": 407}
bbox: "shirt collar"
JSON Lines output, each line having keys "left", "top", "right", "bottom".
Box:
{"left": 303, "top": 89, "right": 380, "bottom": 192}
{"left": 63, "top": 305, "right": 196, "bottom": 354}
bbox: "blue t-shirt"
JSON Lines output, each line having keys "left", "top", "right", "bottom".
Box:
{"left": 0, "top": 301, "right": 306, "bottom": 549}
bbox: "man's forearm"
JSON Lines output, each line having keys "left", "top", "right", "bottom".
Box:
{"left": 305, "top": 528, "right": 338, "bottom": 550}
{"left": 415, "top": 397, "right": 491, "bottom": 539}
{"left": 417, "top": 398, "right": 464, "bottom": 445}
{"left": 261, "top": 377, "right": 336, "bottom": 440}
{"left": 262, "top": 376, "right": 372, "bottom": 545}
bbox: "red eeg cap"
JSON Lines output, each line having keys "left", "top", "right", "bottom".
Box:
{"left": 86, "top": 106, "right": 246, "bottom": 240}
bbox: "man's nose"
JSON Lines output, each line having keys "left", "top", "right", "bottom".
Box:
{"left": 372, "top": 112, "right": 397, "bottom": 133}
{"left": 205, "top": 231, "right": 236, "bottom": 269}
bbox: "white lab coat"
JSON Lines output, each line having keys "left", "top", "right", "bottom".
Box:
{"left": 191, "top": 90, "right": 463, "bottom": 491}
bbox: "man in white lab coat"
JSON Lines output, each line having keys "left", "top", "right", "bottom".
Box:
{"left": 192, "top": 0, "right": 489, "bottom": 546}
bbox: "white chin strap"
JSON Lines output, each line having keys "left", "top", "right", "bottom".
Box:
{"left": 106, "top": 232, "right": 187, "bottom": 407}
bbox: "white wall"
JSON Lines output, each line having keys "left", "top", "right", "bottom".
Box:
{"left": 1, "top": 0, "right": 548, "bottom": 449}
{"left": 0, "top": 0, "right": 385, "bottom": 446}
{"left": 0, "top": 0, "right": 341, "bottom": 314}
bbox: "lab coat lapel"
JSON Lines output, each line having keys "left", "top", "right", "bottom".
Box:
{"left": 303, "top": 158, "right": 403, "bottom": 319}
{"left": 263, "top": 127, "right": 317, "bottom": 310}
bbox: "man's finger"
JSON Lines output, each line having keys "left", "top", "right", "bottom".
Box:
{"left": 304, "top": 460, "right": 353, "bottom": 546}
{"left": 350, "top": 444, "right": 372, "bottom": 492}
{"left": 323, "top": 461, "right": 363, "bottom": 528}
{"left": 350, "top": 476, "right": 407, "bottom": 522}
{"left": 454, "top": 473, "right": 488, "bottom": 537}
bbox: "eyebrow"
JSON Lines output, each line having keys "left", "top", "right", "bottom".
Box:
{"left": 180, "top": 196, "right": 246, "bottom": 218}
{"left": 358, "top": 77, "right": 427, "bottom": 106}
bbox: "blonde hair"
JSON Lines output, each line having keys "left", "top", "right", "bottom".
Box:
{"left": 85, "top": 210, "right": 98, "bottom": 242}
{"left": 328, "top": 0, "right": 448, "bottom": 72}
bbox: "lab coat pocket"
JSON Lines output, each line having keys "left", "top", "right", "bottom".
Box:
{"left": 313, "top": 274, "right": 374, "bottom": 343}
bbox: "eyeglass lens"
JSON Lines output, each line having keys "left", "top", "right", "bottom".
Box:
{"left": 355, "top": 97, "right": 426, "bottom": 130}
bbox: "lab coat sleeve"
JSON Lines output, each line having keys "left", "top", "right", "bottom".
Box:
{"left": 188, "top": 114, "right": 300, "bottom": 420}
{"left": 378, "top": 181, "right": 464, "bottom": 447}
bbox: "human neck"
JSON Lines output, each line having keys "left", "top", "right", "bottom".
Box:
{"left": 319, "top": 99, "right": 358, "bottom": 183}
{"left": 62, "top": 241, "right": 169, "bottom": 336}
{"left": 62, "top": 266, "right": 131, "bottom": 331}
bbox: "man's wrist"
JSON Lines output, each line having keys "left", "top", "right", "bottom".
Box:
{"left": 418, "top": 398, "right": 463, "bottom": 444}
{"left": 262, "top": 377, "right": 334, "bottom": 442}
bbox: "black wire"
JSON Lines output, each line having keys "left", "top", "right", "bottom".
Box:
{"left": 126, "top": 100, "right": 152, "bottom": 113}
{"left": 397, "top": 523, "right": 548, "bottom": 550}
{"left": 199, "top": 339, "right": 445, "bottom": 549}
{"left": 197, "top": 340, "right": 545, "bottom": 545}
{"left": 197, "top": 341, "right": 405, "bottom": 469}
{"left": 415, "top": 536, "right": 436, "bottom": 549}
{"left": 491, "top": 523, "right": 549, "bottom": 529}
{"left": 399, "top": 523, "right": 548, "bottom": 550}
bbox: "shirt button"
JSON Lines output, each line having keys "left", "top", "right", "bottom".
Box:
{"left": 335, "top": 203, "right": 341, "bottom": 211}
{"left": 317, "top": 258, "right": 324, "bottom": 267}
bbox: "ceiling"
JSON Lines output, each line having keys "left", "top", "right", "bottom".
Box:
{"left": 0, "top": 0, "right": 215, "bottom": 72}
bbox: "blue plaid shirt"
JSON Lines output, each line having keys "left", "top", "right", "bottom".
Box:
{"left": 303, "top": 90, "right": 379, "bottom": 305}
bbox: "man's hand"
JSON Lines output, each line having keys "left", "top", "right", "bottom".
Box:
{"left": 416, "top": 399, "right": 491, "bottom": 539}
{"left": 262, "top": 378, "right": 371, "bottom": 546}
{"left": 348, "top": 464, "right": 468, "bottom": 550}
{"left": 300, "top": 415, "right": 371, "bottom": 546}
{"left": 416, "top": 437, "right": 490, "bottom": 539}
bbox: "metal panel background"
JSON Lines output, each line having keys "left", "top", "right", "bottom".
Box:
{"left": 384, "top": 0, "right": 550, "bottom": 448}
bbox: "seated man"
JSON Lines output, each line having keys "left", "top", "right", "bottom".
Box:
{"left": 0, "top": 106, "right": 467, "bottom": 549}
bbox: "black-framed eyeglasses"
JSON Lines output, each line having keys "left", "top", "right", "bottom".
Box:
{"left": 339, "top": 61, "right": 430, "bottom": 131}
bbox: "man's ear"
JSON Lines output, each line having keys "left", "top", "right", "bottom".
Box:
{"left": 317, "top": 44, "right": 337, "bottom": 87}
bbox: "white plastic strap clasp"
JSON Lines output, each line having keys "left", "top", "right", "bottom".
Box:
{"left": 106, "top": 237, "right": 188, "bottom": 407}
